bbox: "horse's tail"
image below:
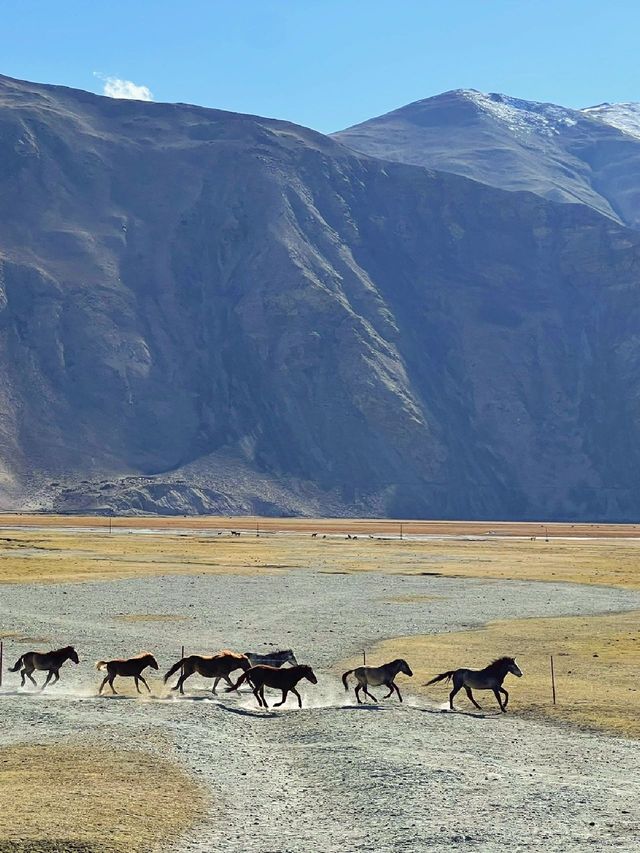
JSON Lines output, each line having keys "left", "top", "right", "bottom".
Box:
{"left": 342, "top": 669, "right": 354, "bottom": 691}
{"left": 424, "top": 670, "right": 455, "bottom": 686}
{"left": 8, "top": 655, "right": 24, "bottom": 672}
{"left": 225, "top": 671, "right": 249, "bottom": 693}
{"left": 164, "top": 658, "right": 185, "bottom": 683}
{"left": 95, "top": 660, "right": 108, "bottom": 671}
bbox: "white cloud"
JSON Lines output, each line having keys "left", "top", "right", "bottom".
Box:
{"left": 93, "top": 72, "right": 153, "bottom": 101}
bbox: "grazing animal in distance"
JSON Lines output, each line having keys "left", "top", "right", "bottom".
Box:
{"left": 9, "top": 646, "right": 79, "bottom": 690}
{"left": 311, "top": 532, "right": 317, "bottom": 538}
{"left": 226, "top": 664, "right": 317, "bottom": 708}
{"left": 231, "top": 530, "right": 241, "bottom": 537}
{"left": 244, "top": 649, "right": 298, "bottom": 668}
{"left": 164, "top": 650, "right": 250, "bottom": 694}
{"left": 96, "top": 652, "right": 159, "bottom": 695}
{"left": 342, "top": 659, "right": 413, "bottom": 703}
{"left": 425, "top": 656, "right": 523, "bottom": 712}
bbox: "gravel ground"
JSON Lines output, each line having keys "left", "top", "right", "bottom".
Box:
{"left": 1, "top": 570, "right": 640, "bottom": 852}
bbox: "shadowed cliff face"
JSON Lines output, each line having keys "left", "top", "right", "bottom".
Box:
{"left": 1, "top": 74, "right": 640, "bottom": 520}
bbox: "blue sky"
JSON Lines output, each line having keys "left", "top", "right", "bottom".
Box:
{"left": 3, "top": 1, "right": 639, "bottom": 132}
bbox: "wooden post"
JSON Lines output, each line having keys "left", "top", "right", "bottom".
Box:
{"left": 181, "top": 645, "right": 185, "bottom": 679}
{"left": 256, "top": 522, "right": 259, "bottom": 538}
{"left": 362, "top": 649, "right": 366, "bottom": 665}
{"left": 550, "top": 654, "right": 556, "bottom": 705}
{"left": 400, "top": 522, "right": 403, "bottom": 541}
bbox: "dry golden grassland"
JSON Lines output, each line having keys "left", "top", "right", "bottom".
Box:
{"left": 0, "top": 742, "right": 206, "bottom": 852}
{"left": 348, "top": 610, "right": 640, "bottom": 738}
{"left": 1, "top": 526, "right": 640, "bottom": 588}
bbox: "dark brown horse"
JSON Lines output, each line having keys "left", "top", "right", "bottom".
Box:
{"left": 164, "top": 650, "right": 251, "bottom": 694}
{"left": 425, "top": 656, "right": 523, "bottom": 711}
{"left": 9, "top": 646, "right": 79, "bottom": 690}
{"left": 96, "top": 652, "right": 159, "bottom": 695}
{"left": 227, "top": 664, "right": 318, "bottom": 708}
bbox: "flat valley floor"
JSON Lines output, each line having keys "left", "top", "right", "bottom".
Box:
{"left": 1, "top": 518, "right": 640, "bottom": 852}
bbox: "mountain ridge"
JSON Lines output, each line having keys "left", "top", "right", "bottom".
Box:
{"left": 2, "top": 74, "right": 640, "bottom": 519}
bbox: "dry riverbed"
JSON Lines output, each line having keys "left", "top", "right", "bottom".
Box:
{"left": 0, "top": 525, "right": 640, "bottom": 851}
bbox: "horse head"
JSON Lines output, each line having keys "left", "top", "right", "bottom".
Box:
{"left": 283, "top": 649, "right": 298, "bottom": 665}
{"left": 508, "top": 657, "right": 523, "bottom": 678}
{"left": 239, "top": 655, "right": 252, "bottom": 671}
{"left": 67, "top": 646, "right": 80, "bottom": 664}
{"left": 146, "top": 654, "right": 159, "bottom": 670}
{"left": 392, "top": 658, "right": 413, "bottom": 677}
{"left": 301, "top": 665, "right": 318, "bottom": 684}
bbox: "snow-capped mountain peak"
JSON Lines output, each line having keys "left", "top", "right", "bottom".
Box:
{"left": 458, "top": 90, "right": 578, "bottom": 137}
{"left": 581, "top": 102, "right": 640, "bottom": 140}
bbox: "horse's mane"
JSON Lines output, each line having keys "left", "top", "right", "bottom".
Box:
{"left": 133, "top": 651, "right": 155, "bottom": 659}
{"left": 487, "top": 656, "right": 515, "bottom": 672}
{"left": 217, "top": 649, "right": 248, "bottom": 659}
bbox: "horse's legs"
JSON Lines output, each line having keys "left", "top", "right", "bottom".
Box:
{"left": 41, "top": 671, "right": 54, "bottom": 691}
{"left": 362, "top": 684, "right": 378, "bottom": 703}
{"left": 252, "top": 685, "right": 264, "bottom": 707}
{"left": 134, "top": 676, "right": 142, "bottom": 694}
{"left": 260, "top": 686, "right": 269, "bottom": 709}
{"left": 393, "top": 682, "right": 403, "bottom": 703}
{"left": 108, "top": 675, "right": 117, "bottom": 695}
{"left": 52, "top": 670, "right": 60, "bottom": 683}
{"left": 98, "top": 675, "right": 109, "bottom": 695}
{"left": 175, "top": 672, "right": 191, "bottom": 695}
{"left": 24, "top": 668, "right": 37, "bottom": 687}
{"left": 464, "top": 686, "right": 482, "bottom": 709}
{"left": 274, "top": 690, "right": 289, "bottom": 707}
{"left": 383, "top": 682, "right": 395, "bottom": 699}
{"left": 138, "top": 674, "right": 151, "bottom": 693}
{"left": 20, "top": 669, "right": 26, "bottom": 686}
{"left": 212, "top": 677, "right": 220, "bottom": 693}
{"left": 449, "top": 683, "right": 462, "bottom": 710}
{"left": 500, "top": 687, "right": 509, "bottom": 709}
{"left": 292, "top": 688, "right": 303, "bottom": 708}
{"left": 493, "top": 688, "right": 506, "bottom": 712}
{"left": 354, "top": 684, "right": 363, "bottom": 704}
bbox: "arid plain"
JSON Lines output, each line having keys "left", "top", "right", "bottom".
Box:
{"left": 1, "top": 517, "right": 640, "bottom": 852}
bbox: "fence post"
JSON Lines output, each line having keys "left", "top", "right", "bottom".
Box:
{"left": 362, "top": 649, "right": 366, "bottom": 665}
{"left": 550, "top": 654, "right": 556, "bottom": 705}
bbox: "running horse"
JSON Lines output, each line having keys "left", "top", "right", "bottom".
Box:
{"left": 164, "top": 650, "right": 251, "bottom": 694}
{"left": 244, "top": 649, "right": 298, "bottom": 668}
{"left": 342, "top": 659, "right": 413, "bottom": 703}
{"left": 425, "top": 656, "right": 523, "bottom": 711}
{"left": 9, "top": 646, "right": 80, "bottom": 690}
{"left": 96, "top": 652, "right": 159, "bottom": 695}
{"left": 226, "top": 664, "right": 317, "bottom": 708}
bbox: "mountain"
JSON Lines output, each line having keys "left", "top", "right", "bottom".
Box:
{"left": 2, "top": 74, "right": 640, "bottom": 520}
{"left": 333, "top": 90, "right": 640, "bottom": 229}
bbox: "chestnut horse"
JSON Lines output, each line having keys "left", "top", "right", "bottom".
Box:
{"left": 96, "top": 652, "right": 159, "bottom": 695}
{"left": 9, "top": 646, "right": 79, "bottom": 690}
{"left": 164, "top": 650, "right": 250, "bottom": 694}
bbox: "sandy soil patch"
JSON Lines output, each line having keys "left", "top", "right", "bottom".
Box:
{"left": 0, "top": 742, "right": 205, "bottom": 852}
{"left": 357, "top": 610, "right": 640, "bottom": 737}
{"left": 3, "top": 513, "right": 640, "bottom": 538}
{"left": 2, "top": 529, "right": 640, "bottom": 589}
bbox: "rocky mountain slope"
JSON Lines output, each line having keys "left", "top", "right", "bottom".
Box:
{"left": 334, "top": 90, "right": 640, "bottom": 229}
{"left": 2, "top": 74, "right": 640, "bottom": 519}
